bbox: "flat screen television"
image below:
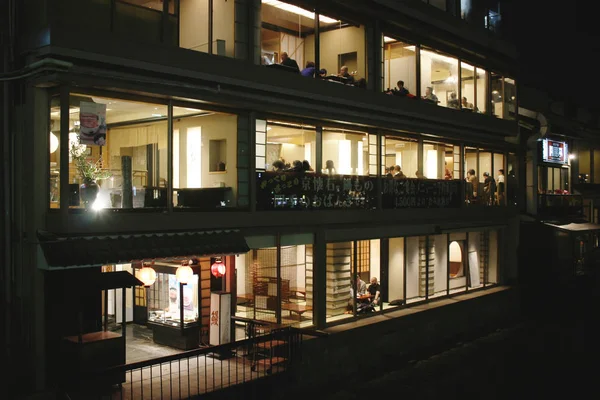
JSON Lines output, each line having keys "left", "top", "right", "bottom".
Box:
{"left": 541, "top": 138, "right": 569, "bottom": 165}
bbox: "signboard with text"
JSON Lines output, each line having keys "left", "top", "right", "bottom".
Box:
{"left": 382, "top": 178, "right": 462, "bottom": 209}
{"left": 256, "top": 172, "right": 376, "bottom": 210}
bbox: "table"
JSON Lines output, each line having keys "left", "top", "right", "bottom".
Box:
{"left": 281, "top": 303, "right": 313, "bottom": 320}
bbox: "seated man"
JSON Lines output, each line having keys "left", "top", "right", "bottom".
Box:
{"left": 367, "top": 277, "right": 381, "bottom": 306}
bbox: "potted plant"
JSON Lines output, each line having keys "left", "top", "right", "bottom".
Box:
{"left": 70, "top": 135, "right": 111, "bottom": 208}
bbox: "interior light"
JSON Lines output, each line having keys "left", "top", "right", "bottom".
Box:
{"left": 384, "top": 36, "right": 396, "bottom": 43}
{"left": 262, "top": 0, "right": 338, "bottom": 24}
{"left": 569, "top": 154, "right": 576, "bottom": 160}
{"left": 152, "top": 113, "right": 163, "bottom": 117}
{"left": 176, "top": 265, "right": 194, "bottom": 284}
{"left": 50, "top": 132, "right": 59, "bottom": 154}
{"left": 138, "top": 265, "right": 157, "bottom": 287}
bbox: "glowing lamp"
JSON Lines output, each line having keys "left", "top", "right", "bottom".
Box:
{"left": 138, "top": 266, "right": 157, "bottom": 287}
{"left": 50, "top": 132, "right": 59, "bottom": 154}
{"left": 211, "top": 259, "right": 226, "bottom": 278}
{"left": 176, "top": 265, "right": 194, "bottom": 284}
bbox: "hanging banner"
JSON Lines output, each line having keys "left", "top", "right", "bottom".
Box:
{"left": 79, "top": 101, "right": 107, "bottom": 146}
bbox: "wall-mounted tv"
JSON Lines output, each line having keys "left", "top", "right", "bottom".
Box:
{"left": 541, "top": 138, "right": 569, "bottom": 165}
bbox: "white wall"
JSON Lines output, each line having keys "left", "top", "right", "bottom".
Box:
{"left": 213, "top": 0, "right": 234, "bottom": 57}
{"left": 388, "top": 237, "right": 404, "bottom": 301}
{"left": 296, "top": 245, "right": 306, "bottom": 289}
{"left": 476, "top": 75, "right": 487, "bottom": 112}
{"left": 236, "top": 253, "right": 247, "bottom": 296}
{"left": 369, "top": 240, "right": 380, "bottom": 281}
{"left": 173, "top": 114, "right": 237, "bottom": 194}
{"left": 180, "top": 0, "right": 210, "bottom": 52}
{"left": 432, "top": 235, "right": 448, "bottom": 294}
{"left": 420, "top": 54, "right": 432, "bottom": 96}
{"left": 388, "top": 56, "right": 417, "bottom": 94}
{"left": 319, "top": 26, "right": 366, "bottom": 78}
{"left": 405, "top": 236, "right": 420, "bottom": 299}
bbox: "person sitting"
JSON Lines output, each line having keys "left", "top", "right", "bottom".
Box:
{"left": 392, "top": 165, "right": 406, "bottom": 179}
{"left": 302, "top": 160, "right": 313, "bottom": 172}
{"left": 422, "top": 86, "right": 439, "bottom": 104}
{"left": 280, "top": 52, "right": 299, "bottom": 72}
{"left": 461, "top": 96, "right": 474, "bottom": 109}
{"left": 447, "top": 92, "right": 460, "bottom": 109}
{"left": 323, "top": 160, "right": 336, "bottom": 175}
{"left": 392, "top": 80, "right": 410, "bottom": 96}
{"left": 301, "top": 61, "right": 316, "bottom": 77}
{"left": 338, "top": 66, "right": 355, "bottom": 84}
{"left": 367, "top": 277, "right": 381, "bottom": 306}
{"left": 444, "top": 162, "right": 453, "bottom": 180}
{"left": 415, "top": 170, "right": 425, "bottom": 179}
{"left": 289, "top": 160, "right": 303, "bottom": 171}
{"left": 355, "top": 274, "right": 367, "bottom": 297}
{"left": 272, "top": 160, "right": 285, "bottom": 172}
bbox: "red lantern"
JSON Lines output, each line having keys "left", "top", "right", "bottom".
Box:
{"left": 211, "top": 258, "right": 226, "bottom": 278}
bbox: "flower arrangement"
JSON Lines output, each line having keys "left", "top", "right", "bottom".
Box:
{"left": 69, "top": 134, "right": 111, "bottom": 183}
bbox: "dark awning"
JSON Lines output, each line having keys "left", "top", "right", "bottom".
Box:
{"left": 94, "top": 271, "right": 143, "bottom": 290}
{"left": 38, "top": 230, "right": 250, "bottom": 268}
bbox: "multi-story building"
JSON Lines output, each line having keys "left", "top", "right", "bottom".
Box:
{"left": 2, "top": 0, "right": 523, "bottom": 397}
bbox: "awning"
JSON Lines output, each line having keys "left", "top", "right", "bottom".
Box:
{"left": 38, "top": 229, "right": 250, "bottom": 268}
{"left": 544, "top": 222, "right": 600, "bottom": 233}
{"left": 93, "top": 271, "right": 143, "bottom": 290}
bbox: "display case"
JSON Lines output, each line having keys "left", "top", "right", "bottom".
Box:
{"left": 146, "top": 263, "right": 201, "bottom": 350}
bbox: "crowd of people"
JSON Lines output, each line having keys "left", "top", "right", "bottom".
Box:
{"left": 271, "top": 158, "right": 339, "bottom": 175}
{"left": 384, "top": 80, "right": 478, "bottom": 111}
{"left": 466, "top": 168, "right": 511, "bottom": 206}
{"left": 278, "top": 52, "right": 367, "bottom": 88}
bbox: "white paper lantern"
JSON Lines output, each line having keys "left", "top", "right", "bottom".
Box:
{"left": 176, "top": 265, "right": 194, "bottom": 284}
{"left": 138, "top": 266, "right": 157, "bottom": 287}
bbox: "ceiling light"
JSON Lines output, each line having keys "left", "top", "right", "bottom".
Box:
{"left": 384, "top": 36, "right": 396, "bottom": 43}
{"left": 152, "top": 113, "right": 163, "bottom": 117}
{"left": 262, "top": 0, "right": 338, "bottom": 24}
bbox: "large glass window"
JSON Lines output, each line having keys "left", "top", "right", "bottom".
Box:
{"left": 429, "top": 234, "right": 448, "bottom": 299}
{"left": 326, "top": 241, "right": 353, "bottom": 323}
{"left": 383, "top": 137, "right": 418, "bottom": 178}
{"left": 322, "top": 128, "right": 370, "bottom": 176}
{"left": 448, "top": 233, "right": 467, "bottom": 294}
{"left": 464, "top": 147, "right": 480, "bottom": 202}
{"left": 261, "top": 0, "right": 315, "bottom": 70}
{"left": 468, "top": 232, "right": 484, "bottom": 289}
{"left": 420, "top": 48, "right": 459, "bottom": 108}
{"left": 49, "top": 96, "right": 60, "bottom": 208}
{"left": 68, "top": 94, "right": 168, "bottom": 210}
{"left": 179, "top": 0, "right": 235, "bottom": 57}
{"left": 507, "top": 152, "right": 518, "bottom": 207}
{"left": 460, "top": 62, "right": 475, "bottom": 111}
{"left": 172, "top": 107, "right": 238, "bottom": 209}
{"left": 236, "top": 235, "right": 314, "bottom": 328}
{"left": 262, "top": 120, "right": 316, "bottom": 172}
{"left": 476, "top": 67, "right": 488, "bottom": 114}
{"left": 491, "top": 73, "right": 516, "bottom": 119}
{"left": 383, "top": 36, "right": 417, "bottom": 96}
{"left": 319, "top": 17, "right": 366, "bottom": 86}
{"left": 406, "top": 236, "right": 428, "bottom": 304}
{"left": 423, "top": 141, "right": 458, "bottom": 180}
{"left": 461, "top": 0, "right": 472, "bottom": 21}
{"left": 386, "top": 237, "right": 405, "bottom": 310}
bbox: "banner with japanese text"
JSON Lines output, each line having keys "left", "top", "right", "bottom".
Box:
{"left": 381, "top": 178, "right": 462, "bottom": 208}
{"left": 256, "top": 172, "right": 377, "bottom": 210}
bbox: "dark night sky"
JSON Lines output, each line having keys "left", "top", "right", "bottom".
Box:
{"left": 512, "top": 0, "right": 600, "bottom": 108}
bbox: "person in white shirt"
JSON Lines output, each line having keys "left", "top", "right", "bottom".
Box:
{"left": 497, "top": 169, "right": 505, "bottom": 205}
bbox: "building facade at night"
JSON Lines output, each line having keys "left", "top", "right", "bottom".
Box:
{"left": 2, "top": 0, "right": 528, "bottom": 397}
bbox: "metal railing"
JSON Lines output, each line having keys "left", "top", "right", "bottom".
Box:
{"left": 60, "top": 323, "right": 316, "bottom": 399}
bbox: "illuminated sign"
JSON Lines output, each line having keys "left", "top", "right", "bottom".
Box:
{"left": 541, "top": 139, "right": 569, "bottom": 165}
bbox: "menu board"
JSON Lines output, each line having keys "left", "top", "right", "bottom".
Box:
{"left": 256, "top": 172, "right": 377, "bottom": 210}
{"left": 541, "top": 138, "right": 568, "bottom": 165}
{"left": 381, "top": 178, "right": 462, "bottom": 209}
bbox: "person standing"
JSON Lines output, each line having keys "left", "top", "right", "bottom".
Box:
{"left": 497, "top": 169, "right": 505, "bottom": 205}
{"left": 483, "top": 172, "right": 496, "bottom": 206}
{"left": 280, "top": 52, "right": 299, "bottom": 72}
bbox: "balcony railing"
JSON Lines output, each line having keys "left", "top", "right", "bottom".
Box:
{"left": 538, "top": 194, "right": 584, "bottom": 219}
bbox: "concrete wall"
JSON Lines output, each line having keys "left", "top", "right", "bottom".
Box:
{"left": 282, "top": 287, "right": 519, "bottom": 398}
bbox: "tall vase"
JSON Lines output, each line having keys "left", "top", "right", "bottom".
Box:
{"left": 80, "top": 179, "right": 99, "bottom": 209}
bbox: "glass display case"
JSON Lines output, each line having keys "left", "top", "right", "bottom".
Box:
{"left": 145, "top": 263, "right": 201, "bottom": 350}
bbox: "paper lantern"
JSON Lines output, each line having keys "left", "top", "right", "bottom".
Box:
{"left": 176, "top": 265, "right": 194, "bottom": 284}
{"left": 50, "top": 132, "right": 59, "bottom": 154}
{"left": 138, "top": 266, "right": 157, "bottom": 287}
{"left": 211, "top": 259, "right": 226, "bottom": 278}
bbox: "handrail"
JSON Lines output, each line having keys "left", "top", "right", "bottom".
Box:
{"left": 292, "top": 327, "right": 329, "bottom": 337}
{"left": 96, "top": 326, "right": 292, "bottom": 374}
